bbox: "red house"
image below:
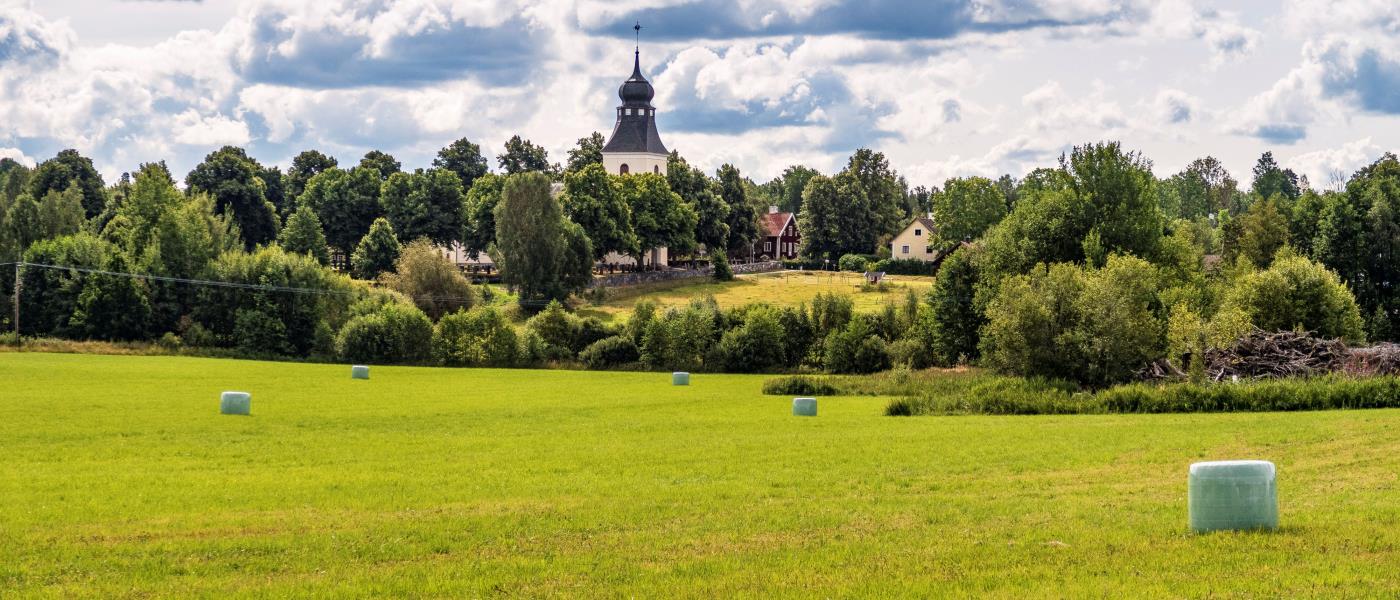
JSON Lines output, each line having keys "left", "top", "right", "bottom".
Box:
{"left": 753, "top": 206, "right": 800, "bottom": 260}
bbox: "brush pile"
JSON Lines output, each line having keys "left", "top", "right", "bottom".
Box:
{"left": 1341, "top": 343, "right": 1400, "bottom": 376}
{"left": 1139, "top": 329, "right": 1351, "bottom": 382}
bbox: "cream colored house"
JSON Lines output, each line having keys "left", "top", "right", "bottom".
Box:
{"left": 890, "top": 215, "right": 939, "bottom": 262}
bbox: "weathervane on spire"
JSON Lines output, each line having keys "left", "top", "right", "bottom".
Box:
{"left": 634, "top": 21, "right": 642, "bottom": 52}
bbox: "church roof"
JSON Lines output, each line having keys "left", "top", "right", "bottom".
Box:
{"left": 603, "top": 48, "right": 668, "bottom": 155}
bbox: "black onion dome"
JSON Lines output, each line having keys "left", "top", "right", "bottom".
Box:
{"left": 618, "top": 51, "right": 655, "bottom": 107}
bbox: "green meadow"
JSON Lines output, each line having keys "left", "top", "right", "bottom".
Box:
{"left": 4, "top": 352, "right": 1400, "bottom": 597}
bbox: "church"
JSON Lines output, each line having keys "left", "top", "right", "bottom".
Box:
{"left": 599, "top": 37, "right": 671, "bottom": 268}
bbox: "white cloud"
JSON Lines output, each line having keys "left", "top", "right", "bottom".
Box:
{"left": 0, "top": 147, "right": 36, "bottom": 167}
{"left": 1287, "top": 138, "right": 1385, "bottom": 191}
{"left": 172, "top": 110, "right": 251, "bottom": 146}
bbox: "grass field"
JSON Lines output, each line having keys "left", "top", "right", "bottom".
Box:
{"left": 5, "top": 353, "right": 1400, "bottom": 596}
{"left": 584, "top": 270, "right": 934, "bottom": 321}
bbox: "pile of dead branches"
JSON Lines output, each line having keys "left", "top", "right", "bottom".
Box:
{"left": 1139, "top": 329, "right": 1350, "bottom": 382}
{"left": 1341, "top": 343, "right": 1400, "bottom": 376}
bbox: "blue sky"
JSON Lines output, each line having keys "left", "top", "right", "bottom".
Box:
{"left": 1, "top": 0, "right": 1397, "bottom": 191}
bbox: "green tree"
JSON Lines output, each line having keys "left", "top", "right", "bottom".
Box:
{"left": 433, "top": 137, "right": 489, "bottom": 191}
{"left": 299, "top": 167, "right": 383, "bottom": 256}
{"left": 0, "top": 158, "right": 31, "bottom": 203}
{"left": 351, "top": 218, "right": 402, "bottom": 280}
{"left": 927, "top": 246, "right": 984, "bottom": 365}
{"left": 1251, "top": 151, "right": 1301, "bottom": 203}
{"left": 718, "top": 164, "right": 760, "bottom": 256}
{"left": 1236, "top": 198, "right": 1290, "bottom": 268}
{"left": 285, "top": 150, "right": 338, "bottom": 207}
{"left": 461, "top": 173, "right": 504, "bottom": 258}
{"left": 565, "top": 132, "right": 606, "bottom": 174}
{"left": 1223, "top": 254, "right": 1364, "bottom": 342}
{"left": 379, "top": 168, "right": 465, "bottom": 246}
{"left": 615, "top": 173, "right": 697, "bottom": 265}
{"left": 36, "top": 185, "right": 85, "bottom": 241}
{"left": 498, "top": 135, "right": 554, "bottom": 175}
{"left": 798, "top": 172, "right": 868, "bottom": 261}
{"left": 931, "top": 176, "right": 1007, "bottom": 248}
{"left": 29, "top": 149, "right": 106, "bottom": 219}
{"left": 359, "top": 150, "right": 402, "bottom": 180}
{"left": 432, "top": 306, "right": 519, "bottom": 367}
{"left": 185, "top": 146, "right": 281, "bottom": 248}
{"left": 774, "top": 165, "right": 819, "bottom": 214}
{"left": 844, "top": 149, "right": 906, "bottom": 242}
{"left": 494, "top": 172, "right": 594, "bottom": 306}
{"left": 69, "top": 253, "right": 151, "bottom": 341}
{"left": 279, "top": 205, "right": 331, "bottom": 265}
{"left": 561, "top": 163, "right": 636, "bottom": 260}
{"left": 668, "top": 152, "right": 729, "bottom": 252}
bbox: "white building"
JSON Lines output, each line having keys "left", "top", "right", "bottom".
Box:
{"left": 600, "top": 44, "right": 670, "bottom": 269}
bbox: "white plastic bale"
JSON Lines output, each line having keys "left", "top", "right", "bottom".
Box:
{"left": 220, "top": 391, "right": 251, "bottom": 416}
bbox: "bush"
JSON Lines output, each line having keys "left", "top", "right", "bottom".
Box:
{"left": 381, "top": 239, "right": 477, "bottom": 321}
{"left": 761, "top": 375, "right": 840, "bottom": 396}
{"left": 872, "top": 258, "right": 936, "bottom": 276}
{"left": 712, "top": 252, "right": 734, "bottom": 282}
{"left": 1097, "top": 376, "right": 1400, "bottom": 413}
{"left": 714, "top": 307, "right": 786, "bottom": 373}
{"left": 1222, "top": 255, "right": 1365, "bottom": 343}
{"left": 526, "top": 300, "right": 578, "bottom": 360}
{"left": 580, "top": 335, "right": 641, "bottom": 369}
{"left": 781, "top": 258, "right": 829, "bottom": 271}
{"left": 823, "top": 318, "right": 890, "bottom": 374}
{"left": 838, "top": 253, "right": 870, "bottom": 273}
{"left": 336, "top": 302, "right": 433, "bottom": 364}
{"left": 887, "top": 337, "right": 935, "bottom": 369}
{"left": 432, "top": 307, "right": 520, "bottom": 368}
{"left": 641, "top": 298, "right": 720, "bottom": 372}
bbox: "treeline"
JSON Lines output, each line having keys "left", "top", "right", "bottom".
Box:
{"left": 3, "top": 139, "right": 1399, "bottom": 386}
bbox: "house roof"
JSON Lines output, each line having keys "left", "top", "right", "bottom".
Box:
{"left": 763, "top": 211, "right": 795, "bottom": 237}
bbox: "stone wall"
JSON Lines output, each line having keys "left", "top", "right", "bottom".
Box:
{"left": 590, "top": 261, "right": 781, "bottom": 288}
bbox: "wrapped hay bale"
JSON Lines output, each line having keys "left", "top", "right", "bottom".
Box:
{"left": 220, "top": 391, "right": 251, "bottom": 416}
{"left": 1189, "top": 460, "right": 1277, "bottom": 533}
{"left": 673, "top": 372, "right": 690, "bottom": 386}
{"left": 352, "top": 365, "right": 370, "bottom": 380}
{"left": 792, "top": 397, "right": 818, "bottom": 417}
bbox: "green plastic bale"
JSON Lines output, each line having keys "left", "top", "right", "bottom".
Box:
{"left": 793, "top": 397, "right": 818, "bottom": 417}
{"left": 352, "top": 365, "right": 370, "bottom": 380}
{"left": 1189, "top": 460, "right": 1278, "bottom": 533}
{"left": 673, "top": 372, "right": 690, "bottom": 386}
{"left": 220, "top": 391, "right": 251, "bottom": 416}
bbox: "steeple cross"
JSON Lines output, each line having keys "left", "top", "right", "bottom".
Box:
{"left": 634, "top": 22, "right": 641, "bottom": 50}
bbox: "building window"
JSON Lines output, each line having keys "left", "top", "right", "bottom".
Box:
{"left": 765, "top": 241, "right": 772, "bottom": 251}
{"left": 901, "top": 245, "right": 909, "bottom": 254}
{"left": 926, "top": 246, "right": 934, "bottom": 254}
{"left": 915, "top": 229, "right": 921, "bottom": 236}
{"left": 653, "top": 165, "right": 660, "bottom": 174}
{"left": 619, "top": 164, "right": 630, "bottom": 174}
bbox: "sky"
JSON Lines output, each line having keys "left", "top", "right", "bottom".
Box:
{"left": 1, "top": 0, "right": 1397, "bottom": 191}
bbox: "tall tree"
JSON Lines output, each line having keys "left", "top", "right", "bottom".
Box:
{"left": 461, "top": 173, "right": 504, "bottom": 258}
{"left": 433, "top": 138, "right": 489, "bottom": 191}
{"left": 379, "top": 169, "right": 465, "bottom": 246}
{"left": 494, "top": 172, "right": 594, "bottom": 306}
{"left": 931, "top": 176, "right": 1007, "bottom": 249}
{"left": 565, "top": 132, "right": 606, "bottom": 174}
{"left": 798, "top": 172, "right": 868, "bottom": 261}
{"left": 298, "top": 166, "right": 383, "bottom": 257}
{"left": 615, "top": 173, "right": 697, "bottom": 265}
{"left": 561, "top": 163, "right": 636, "bottom": 260}
{"left": 498, "top": 135, "right": 554, "bottom": 175}
{"left": 279, "top": 205, "right": 331, "bottom": 266}
{"left": 775, "top": 165, "right": 819, "bottom": 214}
{"left": 844, "top": 148, "right": 905, "bottom": 241}
{"left": 1236, "top": 198, "right": 1290, "bottom": 268}
{"left": 718, "top": 164, "right": 760, "bottom": 256}
{"left": 29, "top": 149, "right": 106, "bottom": 219}
{"left": 359, "top": 150, "right": 402, "bottom": 180}
{"left": 1251, "top": 151, "right": 1301, "bottom": 203}
{"left": 668, "top": 152, "right": 728, "bottom": 252}
{"left": 351, "top": 217, "right": 402, "bottom": 280}
{"left": 184, "top": 146, "right": 281, "bottom": 249}
{"left": 0, "top": 158, "right": 32, "bottom": 203}
{"left": 285, "top": 150, "right": 338, "bottom": 206}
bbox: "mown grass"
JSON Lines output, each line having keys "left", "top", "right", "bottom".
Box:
{"left": 5, "top": 353, "right": 1400, "bottom": 596}
{"left": 582, "top": 270, "right": 934, "bottom": 322}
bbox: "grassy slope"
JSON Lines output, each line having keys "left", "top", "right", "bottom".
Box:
{"left": 3, "top": 353, "right": 1400, "bottom": 597}
{"left": 582, "top": 270, "right": 934, "bottom": 322}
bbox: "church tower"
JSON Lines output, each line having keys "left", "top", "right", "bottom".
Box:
{"left": 602, "top": 25, "right": 668, "bottom": 177}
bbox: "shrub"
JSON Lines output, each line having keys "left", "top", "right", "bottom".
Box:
{"left": 350, "top": 217, "right": 402, "bottom": 280}
{"left": 823, "top": 318, "right": 890, "bottom": 374}
{"left": 872, "top": 258, "right": 936, "bottom": 276}
{"left": 526, "top": 300, "right": 578, "bottom": 359}
{"left": 641, "top": 298, "right": 720, "bottom": 371}
{"left": 156, "top": 332, "right": 183, "bottom": 352}
{"left": 809, "top": 291, "right": 853, "bottom": 339}
{"left": 336, "top": 302, "right": 433, "bottom": 364}
{"left": 715, "top": 307, "right": 786, "bottom": 373}
{"left": 432, "top": 307, "right": 519, "bottom": 367}
{"left": 838, "top": 253, "right": 870, "bottom": 272}
{"left": 1097, "top": 376, "right": 1400, "bottom": 413}
{"left": 712, "top": 252, "right": 734, "bottom": 282}
{"left": 887, "top": 337, "right": 934, "bottom": 369}
{"left": 381, "top": 239, "right": 477, "bottom": 320}
{"left": 761, "top": 375, "right": 840, "bottom": 396}
{"left": 580, "top": 335, "right": 641, "bottom": 369}
{"left": 1222, "top": 255, "right": 1365, "bottom": 343}
{"left": 235, "top": 302, "right": 291, "bottom": 356}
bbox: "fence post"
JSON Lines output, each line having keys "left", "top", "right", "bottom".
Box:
{"left": 12, "top": 261, "right": 20, "bottom": 349}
